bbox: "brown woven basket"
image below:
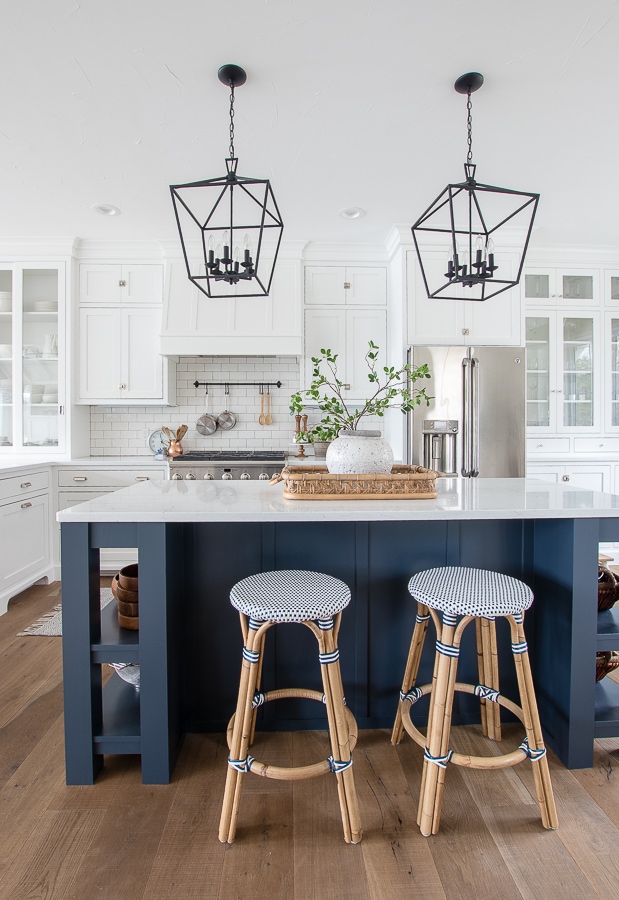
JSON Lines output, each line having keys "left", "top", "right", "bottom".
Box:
{"left": 596, "top": 651, "right": 619, "bottom": 681}
{"left": 271, "top": 465, "right": 439, "bottom": 500}
{"left": 598, "top": 565, "right": 619, "bottom": 612}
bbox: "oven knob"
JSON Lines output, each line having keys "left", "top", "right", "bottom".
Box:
{"left": 222, "top": 472, "right": 233, "bottom": 480}
{"left": 185, "top": 472, "right": 196, "bottom": 480}
{"left": 203, "top": 472, "right": 214, "bottom": 480}
{"left": 258, "top": 472, "right": 270, "bottom": 481}
{"left": 240, "top": 472, "right": 251, "bottom": 480}
{"left": 172, "top": 472, "right": 183, "bottom": 481}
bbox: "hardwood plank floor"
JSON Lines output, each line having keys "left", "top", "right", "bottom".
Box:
{"left": 2, "top": 581, "right": 619, "bottom": 899}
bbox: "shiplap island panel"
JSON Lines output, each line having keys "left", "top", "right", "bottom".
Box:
{"left": 57, "top": 477, "right": 619, "bottom": 783}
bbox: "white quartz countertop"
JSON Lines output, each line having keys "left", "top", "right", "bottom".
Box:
{"left": 0, "top": 456, "right": 166, "bottom": 474}
{"left": 56, "top": 476, "right": 619, "bottom": 523}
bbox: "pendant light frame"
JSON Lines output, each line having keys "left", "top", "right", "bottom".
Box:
{"left": 411, "top": 72, "right": 539, "bottom": 302}
{"left": 170, "top": 64, "right": 284, "bottom": 299}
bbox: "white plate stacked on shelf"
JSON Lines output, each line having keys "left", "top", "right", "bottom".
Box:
{"left": 33, "top": 300, "right": 58, "bottom": 312}
{"left": 42, "top": 388, "right": 58, "bottom": 405}
{"left": 0, "top": 292, "right": 12, "bottom": 312}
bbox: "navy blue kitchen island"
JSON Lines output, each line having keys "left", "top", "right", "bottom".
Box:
{"left": 58, "top": 477, "right": 619, "bottom": 783}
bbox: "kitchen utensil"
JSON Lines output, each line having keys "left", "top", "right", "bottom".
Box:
{"left": 197, "top": 390, "right": 218, "bottom": 435}
{"left": 217, "top": 409, "right": 236, "bottom": 430}
{"left": 265, "top": 388, "right": 273, "bottom": 425}
{"left": 259, "top": 389, "right": 266, "bottom": 425}
{"left": 118, "top": 563, "right": 139, "bottom": 591}
{"left": 176, "top": 424, "right": 188, "bottom": 442}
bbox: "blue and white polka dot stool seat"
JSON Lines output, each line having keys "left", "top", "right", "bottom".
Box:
{"left": 391, "top": 566, "right": 558, "bottom": 837}
{"left": 219, "top": 570, "right": 362, "bottom": 845}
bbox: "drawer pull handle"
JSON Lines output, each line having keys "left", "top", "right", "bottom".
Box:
{"left": 21, "top": 502, "right": 32, "bottom": 509}
{"left": 135, "top": 476, "right": 149, "bottom": 481}
{"left": 20, "top": 482, "right": 32, "bottom": 488}
{"left": 73, "top": 476, "right": 88, "bottom": 482}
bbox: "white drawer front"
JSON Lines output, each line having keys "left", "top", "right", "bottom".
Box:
{"left": 573, "top": 438, "right": 619, "bottom": 454}
{"left": 57, "top": 467, "right": 165, "bottom": 488}
{"left": 0, "top": 470, "right": 49, "bottom": 503}
{"left": 526, "top": 438, "right": 570, "bottom": 454}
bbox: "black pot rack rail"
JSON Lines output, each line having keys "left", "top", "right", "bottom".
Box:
{"left": 193, "top": 380, "right": 282, "bottom": 393}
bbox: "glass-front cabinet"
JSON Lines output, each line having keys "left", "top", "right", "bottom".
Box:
{"left": 525, "top": 312, "right": 599, "bottom": 433}
{"left": 524, "top": 268, "right": 599, "bottom": 306}
{"left": 0, "top": 263, "right": 65, "bottom": 452}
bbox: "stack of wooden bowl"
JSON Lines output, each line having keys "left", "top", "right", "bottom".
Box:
{"left": 111, "top": 563, "right": 139, "bottom": 629}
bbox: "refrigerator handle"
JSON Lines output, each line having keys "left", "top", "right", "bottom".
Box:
{"left": 462, "top": 357, "right": 472, "bottom": 476}
{"left": 471, "top": 356, "right": 480, "bottom": 477}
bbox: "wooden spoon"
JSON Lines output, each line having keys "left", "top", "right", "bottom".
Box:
{"left": 265, "top": 388, "right": 273, "bottom": 425}
{"left": 259, "top": 391, "right": 266, "bottom": 425}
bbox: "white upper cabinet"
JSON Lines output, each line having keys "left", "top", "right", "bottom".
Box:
{"left": 406, "top": 250, "right": 522, "bottom": 346}
{"left": 79, "top": 264, "right": 164, "bottom": 304}
{"left": 159, "top": 256, "right": 302, "bottom": 357}
{"left": 523, "top": 267, "right": 599, "bottom": 307}
{"left": 304, "top": 266, "right": 387, "bottom": 306}
{"left": 0, "top": 263, "right": 68, "bottom": 453}
{"left": 77, "top": 262, "right": 175, "bottom": 406}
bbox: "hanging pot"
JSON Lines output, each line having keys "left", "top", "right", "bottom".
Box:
{"left": 196, "top": 392, "right": 218, "bottom": 435}
{"left": 325, "top": 429, "right": 394, "bottom": 475}
{"left": 217, "top": 409, "right": 237, "bottom": 430}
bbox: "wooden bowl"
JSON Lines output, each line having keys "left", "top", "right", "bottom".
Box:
{"left": 112, "top": 574, "right": 138, "bottom": 605}
{"left": 117, "top": 599, "right": 139, "bottom": 617}
{"left": 118, "top": 564, "right": 139, "bottom": 592}
{"left": 118, "top": 612, "right": 139, "bottom": 630}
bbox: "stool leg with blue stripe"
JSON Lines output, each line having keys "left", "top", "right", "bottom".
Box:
{"left": 218, "top": 570, "right": 362, "bottom": 845}
{"left": 391, "top": 566, "right": 558, "bottom": 837}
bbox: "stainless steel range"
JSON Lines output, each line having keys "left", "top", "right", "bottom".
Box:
{"left": 167, "top": 450, "right": 286, "bottom": 481}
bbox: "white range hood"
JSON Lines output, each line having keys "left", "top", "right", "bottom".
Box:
{"left": 159, "top": 247, "right": 303, "bottom": 357}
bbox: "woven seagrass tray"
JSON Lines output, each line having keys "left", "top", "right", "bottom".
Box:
{"left": 270, "top": 465, "right": 439, "bottom": 500}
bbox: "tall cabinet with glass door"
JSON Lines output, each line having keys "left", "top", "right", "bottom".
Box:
{"left": 0, "top": 264, "right": 65, "bottom": 452}
{"left": 525, "top": 312, "right": 598, "bottom": 434}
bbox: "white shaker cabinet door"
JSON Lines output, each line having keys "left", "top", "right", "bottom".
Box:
{"left": 346, "top": 308, "right": 387, "bottom": 396}
{"left": 122, "top": 307, "right": 164, "bottom": 400}
{"left": 79, "top": 307, "right": 123, "bottom": 400}
{"left": 0, "top": 492, "right": 49, "bottom": 595}
{"left": 80, "top": 264, "right": 163, "bottom": 305}
{"left": 304, "top": 308, "right": 347, "bottom": 389}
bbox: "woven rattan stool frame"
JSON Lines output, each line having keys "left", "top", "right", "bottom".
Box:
{"left": 392, "top": 600, "right": 558, "bottom": 837}
{"left": 219, "top": 610, "right": 362, "bottom": 844}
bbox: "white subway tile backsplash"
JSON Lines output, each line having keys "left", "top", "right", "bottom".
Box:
{"left": 90, "top": 356, "right": 302, "bottom": 457}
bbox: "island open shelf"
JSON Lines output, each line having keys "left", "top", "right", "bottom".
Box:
{"left": 58, "top": 477, "right": 619, "bottom": 783}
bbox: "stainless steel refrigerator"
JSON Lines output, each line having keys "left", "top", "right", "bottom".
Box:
{"left": 407, "top": 346, "right": 525, "bottom": 477}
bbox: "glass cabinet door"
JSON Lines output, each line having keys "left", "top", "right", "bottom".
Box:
{"left": 562, "top": 317, "right": 594, "bottom": 427}
{"left": 525, "top": 316, "right": 551, "bottom": 427}
{"left": 0, "top": 268, "right": 13, "bottom": 447}
{"left": 0, "top": 263, "right": 64, "bottom": 454}
{"left": 610, "top": 318, "right": 619, "bottom": 427}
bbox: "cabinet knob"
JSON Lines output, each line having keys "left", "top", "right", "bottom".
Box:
{"left": 20, "top": 482, "right": 32, "bottom": 488}
{"left": 462, "top": 328, "right": 470, "bottom": 336}
{"left": 344, "top": 282, "right": 350, "bottom": 289}
{"left": 21, "top": 502, "right": 32, "bottom": 509}
{"left": 119, "top": 384, "right": 126, "bottom": 390}
{"left": 343, "top": 383, "right": 350, "bottom": 390}
{"left": 119, "top": 280, "right": 126, "bottom": 287}
{"left": 562, "top": 475, "right": 570, "bottom": 482}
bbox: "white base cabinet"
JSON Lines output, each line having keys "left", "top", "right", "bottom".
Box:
{"left": 0, "top": 468, "right": 51, "bottom": 614}
{"left": 527, "top": 462, "right": 612, "bottom": 492}
{"left": 53, "top": 465, "right": 166, "bottom": 575}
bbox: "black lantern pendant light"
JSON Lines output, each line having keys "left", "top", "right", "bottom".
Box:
{"left": 411, "top": 72, "right": 539, "bottom": 302}
{"left": 170, "top": 64, "right": 284, "bottom": 299}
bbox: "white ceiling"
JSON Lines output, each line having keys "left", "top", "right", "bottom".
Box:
{"left": 1, "top": 0, "right": 617, "bottom": 251}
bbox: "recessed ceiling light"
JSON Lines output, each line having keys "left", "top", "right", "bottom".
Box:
{"left": 339, "top": 207, "right": 365, "bottom": 220}
{"left": 91, "top": 204, "right": 121, "bottom": 216}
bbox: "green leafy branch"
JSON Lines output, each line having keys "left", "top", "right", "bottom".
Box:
{"left": 290, "top": 342, "right": 432, "bottom": 436}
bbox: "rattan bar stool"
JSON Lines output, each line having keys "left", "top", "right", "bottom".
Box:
{"left": 391, "top": 566, "right": 558, "bottom": 837}
{"left": 219, "top": 569, "right": 362, "bottom": 844}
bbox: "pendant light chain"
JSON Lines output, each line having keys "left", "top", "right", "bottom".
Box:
{"left": 466, "top": 89, "right": 473, "bottom": 164}
{"left": 228, "top": 83, "right": 236, "bottom": 159}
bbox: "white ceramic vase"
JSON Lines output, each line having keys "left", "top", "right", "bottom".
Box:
{"left": 325, "top": 429, "right": 394, "bottom": 475}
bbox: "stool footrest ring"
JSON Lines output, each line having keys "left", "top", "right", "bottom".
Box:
{"left": 399, "top": 681, "right": 542, "bottom": 771}
{"left": 226, "top": 687, "right": 358, "bottom": 781}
